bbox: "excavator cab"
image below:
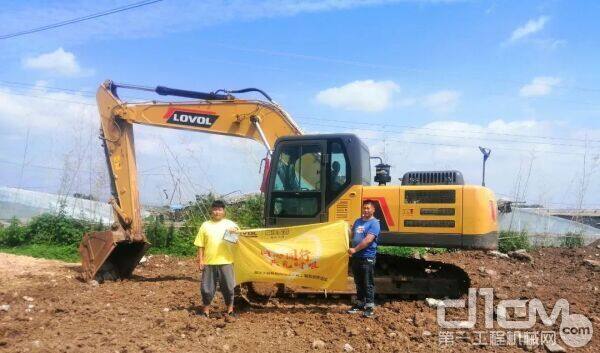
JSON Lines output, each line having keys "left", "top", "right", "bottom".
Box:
{"left": 265, "top": 134, "right": 370, "bottom": 227}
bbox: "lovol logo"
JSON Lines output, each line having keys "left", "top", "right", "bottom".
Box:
{"left": 163, "top": 108, "right": 219, "bottom": 128}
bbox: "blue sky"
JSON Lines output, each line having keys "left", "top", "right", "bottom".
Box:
{"left": 0, "top": 0, "right": 599, "bottom": 208}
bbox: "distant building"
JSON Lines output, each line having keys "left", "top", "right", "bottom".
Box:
{"left": 0, "top": 187, "right": 113, "bottom": 224}
{"left": 499, "top": 207, "right": 600, "bottom": 246}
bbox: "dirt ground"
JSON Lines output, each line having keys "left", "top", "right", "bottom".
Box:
{"left": 0, "top": 246, "right": 598, "bottom": 353}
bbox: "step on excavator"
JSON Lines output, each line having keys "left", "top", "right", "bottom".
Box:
{"left": 79, "top": 80, "right": 498, "bottom": 298}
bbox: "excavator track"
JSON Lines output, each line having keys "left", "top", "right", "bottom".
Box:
{"left": 239, "top": 255, "right": 470, "bottom": 306}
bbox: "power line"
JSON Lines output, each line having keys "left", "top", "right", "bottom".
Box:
{"left": 166, "top": 56, "right": 600, "bottom": 110}
{"left": 0, "top": 0, "right": 165, "bottom": 40}
{"left": 3, "top": 80, "right": 599, "bottom": 149}
{"left": 0, "top": 80, "right": 97, "bottom": 95}
{"left": 0, "top": 81, "right": 152, "bottom": 103}
{"left": 301, "top": 123, "right": 591, "bottom": 156}
{"left": 2, "top": 89, "right": 597, "bottom": 152}
{"left": 0, "top": 90, "right": 96, "bottom": 106}
{"left": 0, "top": 86, "right": 157, "bottom": 107}
{"left": 297, "top": 116, "right": 600, "bottom": 144}
{"left": 299, "top": 120, "right": 600, "bottom": 149}
{"left": 213, "top": 43, "right": 600, "bottom": 94}
{"left": 355, "top": 135, "right": 587, "bottom": 156}
{"left": 0, "top": 158, "right": 167, "bottom": 176}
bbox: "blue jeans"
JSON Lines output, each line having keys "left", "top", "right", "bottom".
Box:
{"left": 351, "top": 257, "right": 375, "bottom": 308}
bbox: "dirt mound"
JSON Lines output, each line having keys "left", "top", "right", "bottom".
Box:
{"left": 1, "top": 248, "right": 598, "bottom": 352}
{"left": 0, "top": 253, "right": 77, "bottom": 279}
{"left": 0, "top": 253, "right": 79, "bottom": 295}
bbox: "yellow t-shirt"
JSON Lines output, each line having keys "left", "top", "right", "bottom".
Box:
{"left": 193, "top": 219, "right": 238, "bottom": 265}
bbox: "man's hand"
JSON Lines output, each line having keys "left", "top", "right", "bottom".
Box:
{"left": 227, "top": 227, "right": 239, "bottom": 233}
{"left": 197, "top": 258, "right": 205, "bottom": 270}
{"left": 348, "top": 248, "right": 356, "bottom": 255}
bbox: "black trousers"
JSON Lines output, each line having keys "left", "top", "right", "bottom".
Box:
{"left": 351, "top": 257, "right": 376, "bottom": 308}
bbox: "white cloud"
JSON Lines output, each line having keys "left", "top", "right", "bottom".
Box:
{"left": 509, "top": 16, "right": 549, "bottom": 42}
{"left": 519, "top": 76, "right": 561, "bottom": 97}
{"left": 316, "top": 80, "right": 400, "bottom": 112}
{"left": 22, "top": 48, "right": 90, "bottom": 76}
{"left": 0, "top": 84, "right": 96, "bottom": 130}
{"left": 422, "top": 90, "right": 461, "bottom": 114}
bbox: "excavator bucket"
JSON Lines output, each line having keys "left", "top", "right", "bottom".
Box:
{"left": 79, "top": 230, "right": 150, "bottom": 282}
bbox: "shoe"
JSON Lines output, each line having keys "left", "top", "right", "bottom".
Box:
{"left": 346, "top": 305, "right": 364, "bottom": 314}
{"left": 225, "top": 311, "right": 237, "bottom": 323}
{"left": 201, "top": 311, "right": 210, "bottom": 318}
{"left": 362, "top": 308, "right": 375, "bottom": 318}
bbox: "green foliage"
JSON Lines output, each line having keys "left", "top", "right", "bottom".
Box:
{"left": 0, "top": 244, "right": 79, "bottom": 262}
{"left": 378, "top": 246, "right": 447, "bottom": 257}
{"left": 180, "top": 193, "right": 264, "bottom": 237}
{"left": 0, "top": 218, "right": 29, "bottom": 246}
{"left": 180, "top": 193, "right": 218, "bottom": 237}
{"left": 26, "top": 213, "right": 86, "bottom": 245}
{"left": 0, "top": 193, "right": 265, "bottom": 260}
{"left": 144, "top": 215, "right": 196, "bottom": 257}
{"left": 226, "top": 194, "right": 265, "bottom": 228}
{"left": 145, "top": 215, "right": 173, "bottom": 248}
{"left": 498, "top": 230, "right": 531, "bottom": 253}
{"left": 560, "top": 232, "right": 584, "bottom": 248}
{"left": 0, "top": 210, "right": 106, "bottom": 248}
{"left": 146, "top": 193, "right": 265, "bottom": 257}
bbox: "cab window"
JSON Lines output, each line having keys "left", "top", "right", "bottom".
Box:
{"left": 273, "top": 144, "right": 321, "bottom": 191}
{"left": 326, "top": 141, "right": 350, "bottom": 202}
{"left": 271, "top": 144, "right": 322, "bottom": 218}
{"left": 271, "top": 195, "right": 319, "bottom": 218}
{"left": 361, "top": 146, "right": 371, "bottom": 185}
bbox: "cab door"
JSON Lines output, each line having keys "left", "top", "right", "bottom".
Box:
{"left": 326, "top": 139, "right": 362, "bottom": 225}
{"left": 266, "top": 140, "right": 327, "bottom": 226}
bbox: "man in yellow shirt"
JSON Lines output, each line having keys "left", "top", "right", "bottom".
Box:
{"left": 194, "top": 200, "right": 239, "bottom": 318}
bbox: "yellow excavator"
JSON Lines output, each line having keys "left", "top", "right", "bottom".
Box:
{"left": 79, "top": 80, "right": 498, "bottom": 297}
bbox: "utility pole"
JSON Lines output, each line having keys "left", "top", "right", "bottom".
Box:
{"left": 479, "top": 146, "right": 491, "bottom": 186}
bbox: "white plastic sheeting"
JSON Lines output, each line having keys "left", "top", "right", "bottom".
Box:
{"left": 0, "top": 187, "right": 113, "bottom": 224}
{"left": 499, "top": 208, "right": 600, "bottom": 245}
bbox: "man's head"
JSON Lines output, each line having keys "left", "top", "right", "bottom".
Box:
{"left": 332, "top": 161, "right": 341, "bottom": 174}
{"left": 210, "top": 200, "right": 226, "bottom": 221}
{"left": 362, "top": 200, "right": 376, "bottom": 219}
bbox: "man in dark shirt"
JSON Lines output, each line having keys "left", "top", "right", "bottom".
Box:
{"left": 347, "top": 199, "right": 381, "bottom": 318}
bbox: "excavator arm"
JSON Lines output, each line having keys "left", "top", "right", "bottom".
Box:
{"left": 80, "top": 80, "right": 302, "bottom": 281}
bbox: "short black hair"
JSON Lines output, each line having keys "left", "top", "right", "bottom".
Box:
{"left": 211, "top": 200, "right": 226, "bottom": 209}
{"left": 362, "top": 199, "right": 376, "bottom": 208}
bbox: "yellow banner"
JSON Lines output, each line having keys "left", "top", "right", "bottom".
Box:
{"left": 233, "top": 221, "right": 349, "bottom": 291}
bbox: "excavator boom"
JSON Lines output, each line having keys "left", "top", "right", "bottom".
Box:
{"left": 80, "top": 80, "right": 302, "bottom": 281}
